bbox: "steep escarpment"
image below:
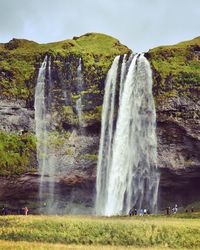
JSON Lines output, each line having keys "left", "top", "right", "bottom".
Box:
{"left": 0, "top": 34, "right": 199, "bottom": 212}
{"left": 0, "top": 33, "right": 130, "bottom": 211}
{"left": 0, "top": 33, "right": 130, "bottom": 172}
{"left": 147, "top": 37, "right": 200, "bottom": 208}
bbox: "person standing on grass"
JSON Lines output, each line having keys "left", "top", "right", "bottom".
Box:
{"left": 1, "top": 207, "right": 6, "bottom": 215}
{"left": 129, "top": 208, "right": 133, "bottom": 216}
{"left": 23, "top": 207, "right": 29, "bottom": 216}
{"left": 2, "top": 207, "right": 9, "bottom": 215}
{"left": 134, "top": 208, "right": 137, "bottom": 215}
{"left": 174, "top": 204, "right": 178, "bottom": 214}
{"left": 166, "top": 207, "right": 170, "bottom": 215}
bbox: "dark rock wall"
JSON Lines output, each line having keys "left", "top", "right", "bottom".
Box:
{"left": 147, "top": 37, "right": 200, "bottom": 209}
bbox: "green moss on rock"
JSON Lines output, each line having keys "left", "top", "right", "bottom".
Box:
{"left": 0, "top": 131, "right": 36, "bottom": 176}
{"left": 147, "top": 36, "right": 200, "bottom": 104}
{"left": 0, "top": 33, "right": 130, "bottom": 102}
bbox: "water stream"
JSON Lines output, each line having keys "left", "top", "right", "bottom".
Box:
{"left": 96, "top": 54, "right": 159, "bottom": 216}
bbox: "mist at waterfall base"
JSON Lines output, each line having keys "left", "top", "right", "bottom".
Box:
{"left": 35, "top": 57, "right": 89, "bottom": 214}
{"left": 96, "top": 54, "right": 160, "bottom": 216}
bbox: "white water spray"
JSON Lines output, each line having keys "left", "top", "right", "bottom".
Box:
{"left": 35, "top": 56, "right": 56, "bottom": 213}
{"left": 119, "top": 54, "right": 127, "bottom": 102}
{"left": 96, "top": 56, "right": 120, "bottom": 215}
{"left": 35, "top": 56, "right": 48, "bottom": 181}
{"left": 96, "top": 54, "right": 159, "bottom": 216}
{"left": 76, "top": 58, "right": 86, "bottom": 129}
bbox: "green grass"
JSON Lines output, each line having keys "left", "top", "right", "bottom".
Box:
{"left": 0, "top": 214, "right": 200, "bottom": 249}
{"left": 0, "top": 33, "right": 130, "bottom": 100}
{"left": 148, "top": 36, "right": 200, "bottom": 104}
{"left": 0, "top": 240, "right": 183, "bottom": 250}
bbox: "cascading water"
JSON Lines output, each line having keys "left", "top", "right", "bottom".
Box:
{"left": 119, "top": 54, "right": 127, "bottom": 102}
{"left": 47, "top": 57, "right": 53, "bottom": 110}
{"left": 96, "top": 54, "right": 159, "bottom": 216}
{"left": 35, "top": 56, "right": 56, "bottom": 213}
{"left": 76, "top": 58, "right": 86, "bottom": 129}
{"left": 35, "top": 56, "right": 48, "bottom": 185}
{"left": 96, "top": 56, "right": 120, "bottom": 215}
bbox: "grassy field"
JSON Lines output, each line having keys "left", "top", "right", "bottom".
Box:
{"left": 0, "top": 241, "right": 190, "bottom": 250}
{"left": 0, "top": 213, "right": 200, "bottom": 249}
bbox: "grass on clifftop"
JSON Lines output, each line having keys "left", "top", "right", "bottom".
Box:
{"left": 148, "top": 36, "right": 200, "bottom": 103}
{"left": 0, "top": 213, "right": 200, "bottom": 249}
{"left": 0, "top": 33, "right": 130, "bottom": 100}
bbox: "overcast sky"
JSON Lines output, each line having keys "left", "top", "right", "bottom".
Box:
{"left": 0, "top": 0, "right": 199, "bottom": 52}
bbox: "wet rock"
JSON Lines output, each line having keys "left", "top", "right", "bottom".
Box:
{"left": 0, "top": 171, "right": 95, "bottom": 214}
{"left": 0, "top": 98, "right": 34, "bottom": 132}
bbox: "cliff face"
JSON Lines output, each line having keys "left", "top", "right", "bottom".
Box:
{"left": 0, "top": 33, "right": 130, "bottom": 175}
{"left": 0, "top": 33, "right": 130, "bottom": 212}
{"left": 0, "top": 34, "right": 199, "bottom": 212}
{"left": 147, "top": 37, "right": 200, "bottom": 208}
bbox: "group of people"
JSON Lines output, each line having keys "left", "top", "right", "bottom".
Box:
{"left": 186, "top": 207, "right": 194, "bottom": 213}
{"left": 165, "top": 204, "right": 178, "bottom": 215}
{"left": 1, "top": 206, "right": 29, "bottom": 216}
{"left": 166, "top": 204, "right": 196, "bottom": 215}
{"left": 129, "top": 204, "right": 194, "bottom": 216}
{"left": 129, "top": 207, "right": 150, "bottom": 216}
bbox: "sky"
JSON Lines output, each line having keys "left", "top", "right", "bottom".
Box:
{"left": 0, "top": 0, "right": 199, "bottom": 52}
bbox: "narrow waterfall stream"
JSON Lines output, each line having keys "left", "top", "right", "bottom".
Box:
{"left": 76, "top": 58, "right": 86, "bottom": 130}
{"left": 35, "top": 56, "right": 48, "bottom": 186}
{"left": 96, "top": 54, "right": 159, "bottom": 216}
{"left": 35, "top": 56, "right": 56, "bottom": 213}
{"left": 35, "top": 56, "right": 91, "bottom": 214}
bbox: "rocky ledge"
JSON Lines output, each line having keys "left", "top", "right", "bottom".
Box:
{"left": 0, "top": 98, "right": 34, "bottom": 132}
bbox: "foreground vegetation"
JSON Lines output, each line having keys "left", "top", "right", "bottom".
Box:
{"left": 0, "top": 240, "right": 185, "bottom": 250}
{"left": 0, "top": 213, "right": 200, "bottom": 249}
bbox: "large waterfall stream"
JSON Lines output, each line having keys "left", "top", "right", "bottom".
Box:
{"left": 96, "top": 54, "right": 160, "bottom": 216}
{"left": 96, "top": 56, "right": 120, "bottom": 214}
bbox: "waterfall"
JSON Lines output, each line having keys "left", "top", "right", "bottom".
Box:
{"left": 96, "top": 54, "right": 159, "bottom": 216}
{"left": 35, "top": 56, "right": 56, "bottom": 213}
{"left": 35, "top": 56, "right": 48, "bottom": 181}
{"left": 119, "top": 54, "right": 127, "bottom": 102}
{"left": 47, "top": 57, "right": 53, "bottom": 110}
{"left": 76, "top": 58, "right": 86, "bottom": 129}
{"left": 96, "top": 56, "right": 120, "bottom": 215}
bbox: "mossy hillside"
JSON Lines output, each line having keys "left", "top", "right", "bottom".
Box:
{"left": 0, "top": 131, "right": 36, "bottom": 176}
{"left": 0, "top": 39, "right": 40, "bottom": 100}
{"left": 148, "top": 36, "right": 200, "bottom": 105}
{"left": 61, "top": 104, "right": 103, "bottom": 126}
{"left": 0, "top": 33, "right": 130, "bottom": 102}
